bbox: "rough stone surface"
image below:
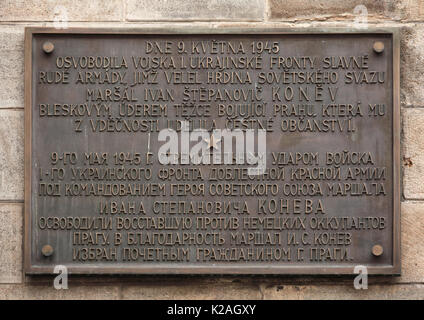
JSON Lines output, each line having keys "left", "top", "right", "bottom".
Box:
{"left": 0, "top": 0, "right": 123, "bottom": 21}
{"left": 0, "top": 110, "right": 24, "bottom": 200}
{"left": 403, "top": 108, "right": 424, "bottom": 199}
{"left": 400, "top": 201, "right": 424, "bottom": 282}
{"left": 268, "top": 0, "right": 423, "bottom": 21}
{"left": 0, "top": 26, "right": 24, "bottom": 108}
{"left": 0, "top": 0, "right": 422, "bottom": 300}
{"left": 392, "top": 0, "right": 424, "bottom": 21}
{"left": 0, "top": 203, "right": 22, "bottom": 284}
{"left": 401, "top": 24, "right": 424, "bottom": 107}
{"left": 0, "top": 284, "right": 119, "bottom": 299}
{"left": 125, "top": 0, "right": 264, "bottom": 21}
{"left": 261, "top": 284, "right": 424, "bottom": 299}
{"left": 122, "top": 281, "right": 261, "bottom": 299}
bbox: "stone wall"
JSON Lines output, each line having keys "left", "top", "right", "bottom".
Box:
{"left": 0, "top": 0, "right": 423, "bottom": 300}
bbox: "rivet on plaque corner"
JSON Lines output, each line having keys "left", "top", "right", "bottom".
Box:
{"left": 42, "top": 41, "right": 54, "bottom": 54}
{"left": 372, "top": 244, "right": 383, "bottom": 257}
{"left": 41, "top": 244, "right": 54, "bottom": 257}
{"left": 373, "top": 41, "right": 384, "bottom": 54}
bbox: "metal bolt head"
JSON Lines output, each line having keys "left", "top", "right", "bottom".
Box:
{"left": 373, "top": 41, "right": 384, "bottom": 54}
{"left": 372, "top": 244, "right": 383, "bottom": 257}
{"left": 42, "top": 41, "right": 54, "bottom": 54}
{"left": 41, "top": 244, "right": 54, "bottom": 257}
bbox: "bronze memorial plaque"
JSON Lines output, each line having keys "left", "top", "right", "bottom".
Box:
{"left": 25, "top": 28, "right": 400, "bottom": 275}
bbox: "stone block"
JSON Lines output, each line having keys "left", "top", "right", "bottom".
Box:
{"left": 0, "top": 0, "right": 123, "bottom": 22}
{"left": 261, "top": 283, "right": 424, "bottom": 299}
{"left": 402, "top": 108, "right": 424, "bottom": 198}
{"left": 399, "top": 201, "right": 424, "bottom": 282}
{"left": 0, "top": 203, "right": 22, "bottom": 283}
{"left": 122, "top": 280, "right": 261, "bottom": 299}
{"left": 0, "top": 26, "right": 24, "bottom": 108}
{"left": 125, "top": 0, "right": 264, "bottom": 21}
{"left": 0, "top": 284, "right": 119, "bottom": 299}
{"left": 268, "top": 0, "right": 424, "bottom": 21}
{"left": 401, "top": 25, "right": 424, "bottom": 107}
{"left": 0, "top": 110, "right": 24, "bottom": 200}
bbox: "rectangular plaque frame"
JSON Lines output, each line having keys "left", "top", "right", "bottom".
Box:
{"left": 24, "top": 27, "right": 400, "bottom": 275}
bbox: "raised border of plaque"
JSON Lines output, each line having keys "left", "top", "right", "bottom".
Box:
{"left": 24, "top": 28, "right": 400, "bottom": 275}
